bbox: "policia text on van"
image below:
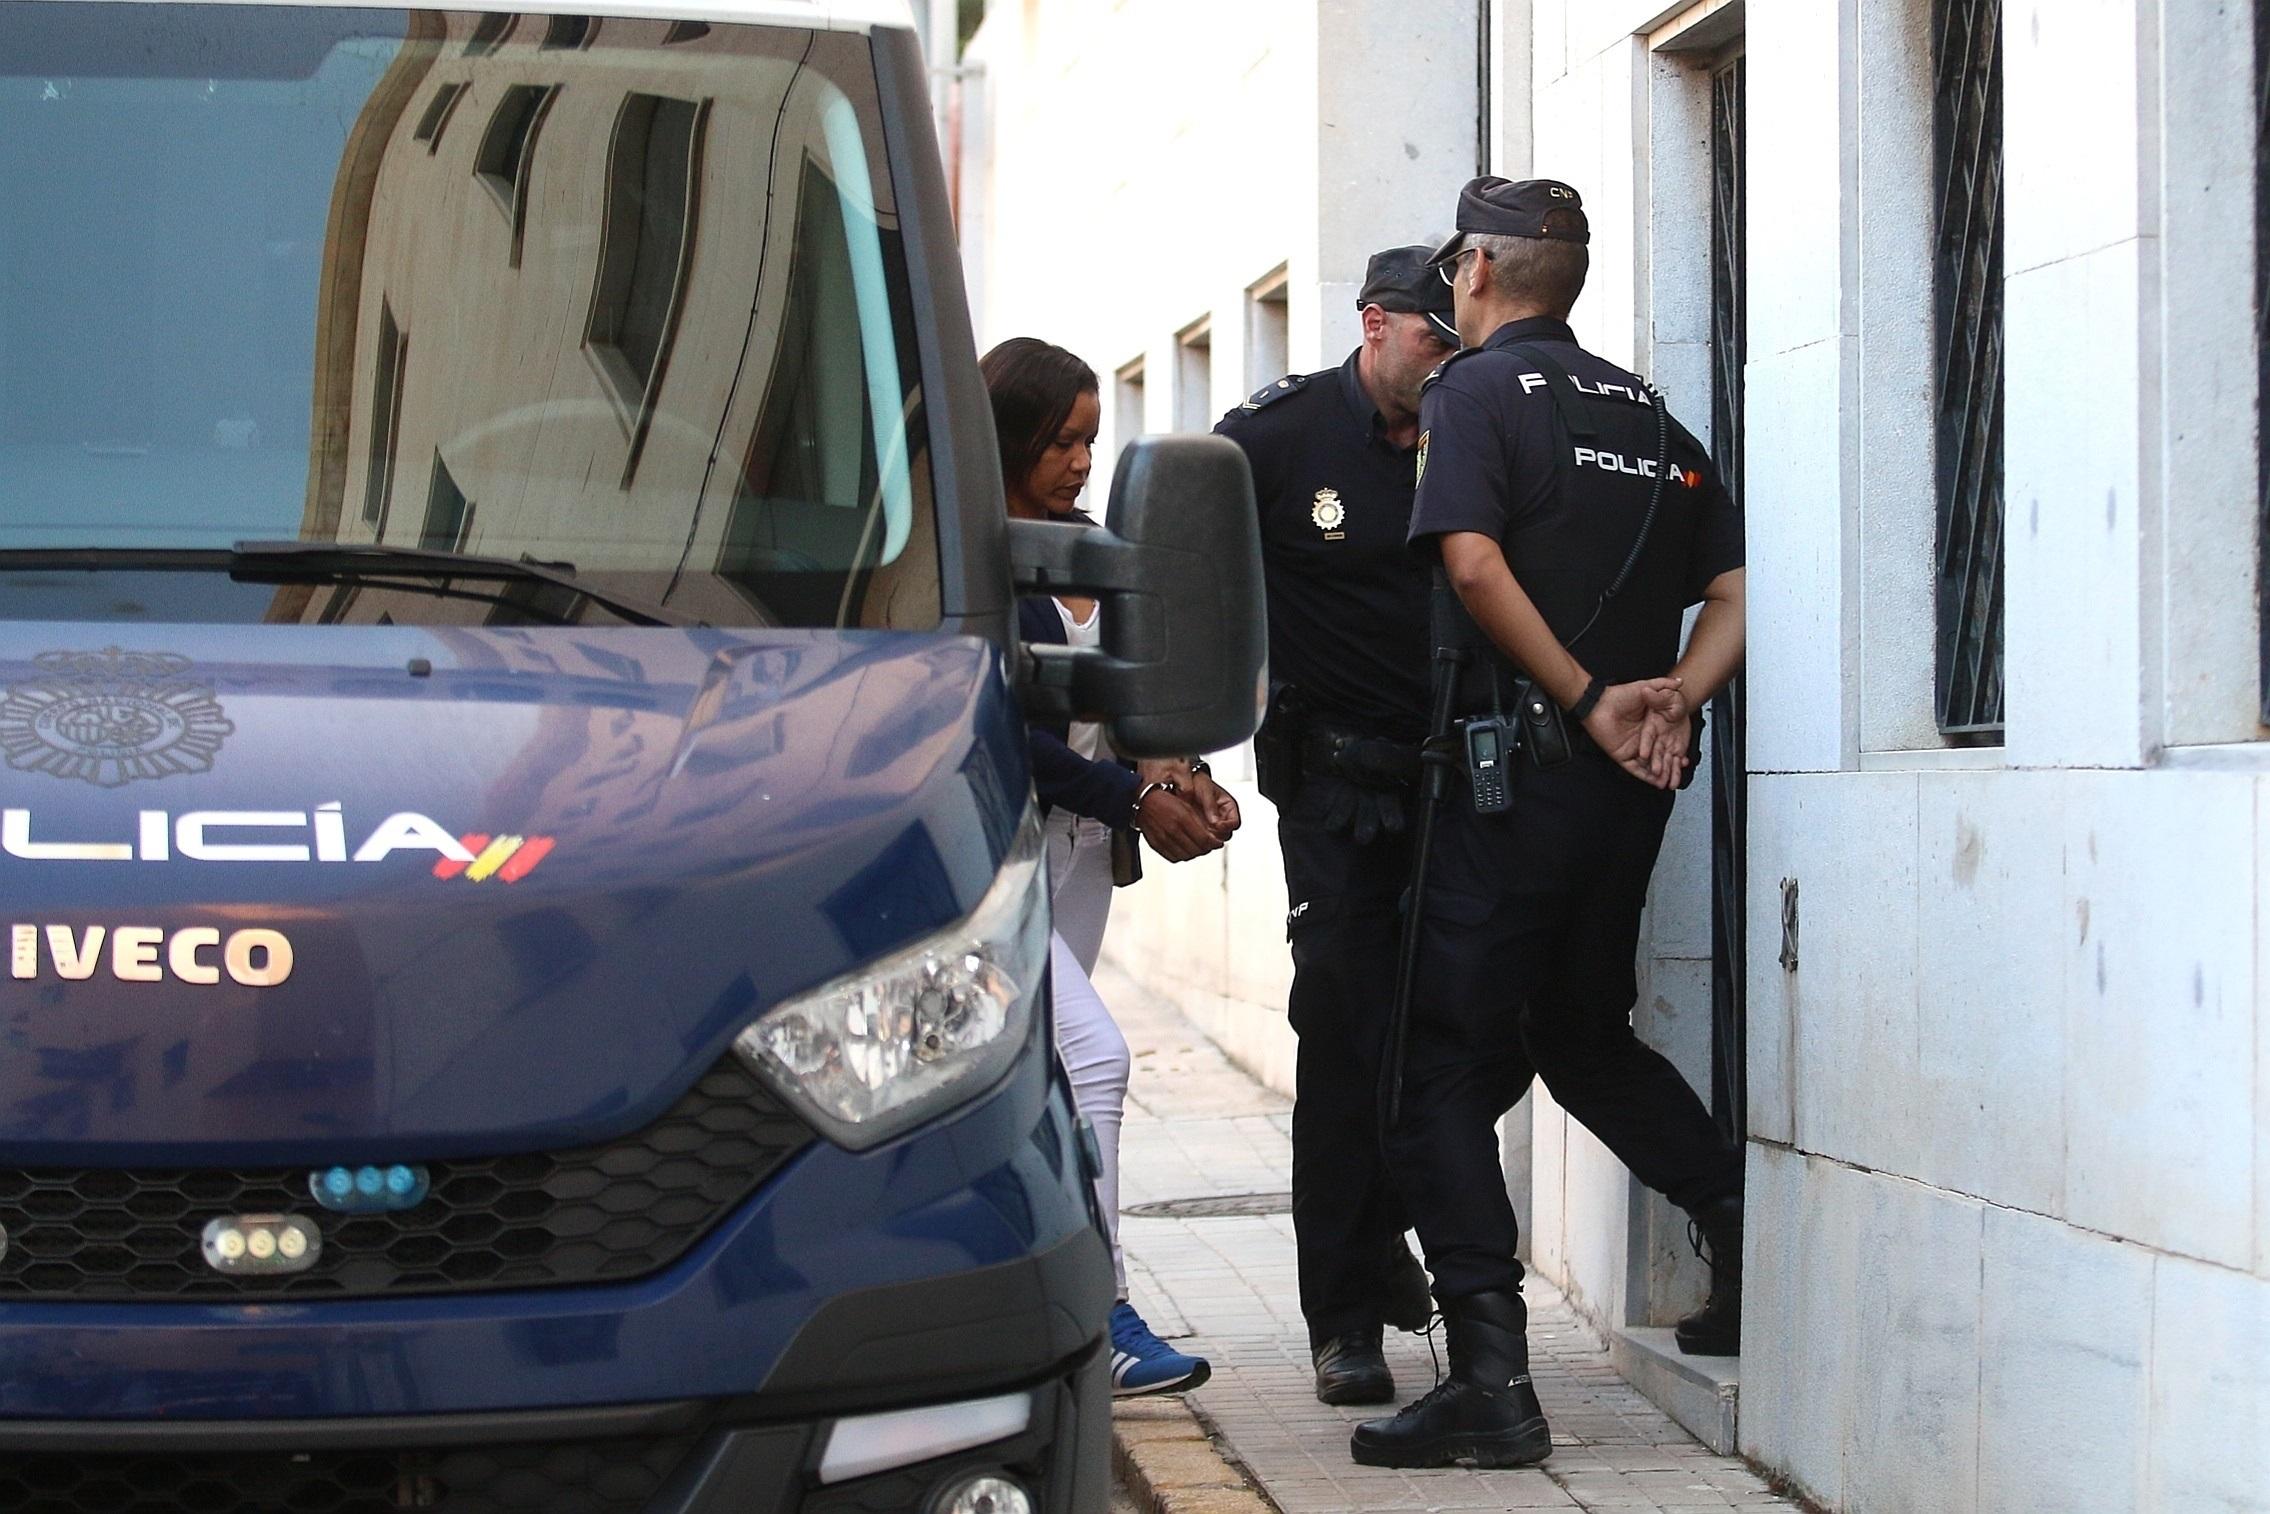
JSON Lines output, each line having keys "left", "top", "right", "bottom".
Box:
{"left": 0, "top": 4, "right": 1263, "bottom": 1512}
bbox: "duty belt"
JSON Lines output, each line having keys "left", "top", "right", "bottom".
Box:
{"left": 1300, "top": 725, "right": 1423, "bottom": 789}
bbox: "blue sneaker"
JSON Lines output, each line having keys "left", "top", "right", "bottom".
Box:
{"left": 1109, "top": 1301, "right": 1211, "bottom": 1397}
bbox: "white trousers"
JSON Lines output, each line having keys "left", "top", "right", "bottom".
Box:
{"left": 1046, "top": 810, "right": 1130, "bottom": 1297}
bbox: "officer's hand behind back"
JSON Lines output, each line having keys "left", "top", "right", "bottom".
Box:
{"left": 1637, "top": 704, "right": 1697, "bottom": 788}
{"left": 1583, "top": 678, "right": 1685, "bottom": 790}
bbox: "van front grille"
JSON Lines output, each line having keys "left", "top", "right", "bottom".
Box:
{"left": 0, "top": 1434, "right": 702, "bottom": 1514}
{"left": 0, "top": 1058, "right": 808, "bottom": 1300}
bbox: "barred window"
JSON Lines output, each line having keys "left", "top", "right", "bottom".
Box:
{"left": 1930, "top": 0, "right": 2006, "bottom": 738}
{"left": 2257, "top": 0, "right": 2269, "bottom": 723}
{"left": 1707, "top": 50, "right": 1747, "bottom": 1146}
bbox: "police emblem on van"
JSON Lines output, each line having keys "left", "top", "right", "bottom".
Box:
{"left": 0, "top": 648, "right": 233, "bottom": 788}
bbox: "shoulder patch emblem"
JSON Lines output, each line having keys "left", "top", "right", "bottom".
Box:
{"left": 1310, "top": 488, "right": 1346, "bottom": 540}
{"left": 1239, "top": 373, "right": 1309, "bottom": 412}
{"left": 1419, "top": 346, "right": 1482, "bottom": 392}
{"left": 1415, "top": 430, "right": 1429, "bottom": 489}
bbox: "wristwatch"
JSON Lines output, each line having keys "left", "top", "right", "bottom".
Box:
{"left": 1566, "top": 675, "right": 1608, "bottom": 723}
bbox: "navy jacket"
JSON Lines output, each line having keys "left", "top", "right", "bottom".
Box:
{"left": 1020, "top": 596, "right": 1142, "bottom": 827}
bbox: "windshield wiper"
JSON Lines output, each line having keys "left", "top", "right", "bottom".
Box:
{"left": 232, "top": 541, "right": 703, "bottom": 628}
{"left": 0, "top": 543, "right": 702, "bottom": 628}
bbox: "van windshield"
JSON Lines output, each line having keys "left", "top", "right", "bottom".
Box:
{"left": 0, "top": 4, "right": 939, "bottom": 630}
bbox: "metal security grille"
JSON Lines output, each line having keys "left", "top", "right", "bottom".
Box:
{"left": 1932, "top": 0, "right": 2006, "bottom": 736}
{"left": 1708, "top": 53, "right": 1747, "bottom": 1148}
{"left": 2258, "top": 0, "right": 2270, "bottom": 723}
{"left": 0, "top": 1058, "right": 809, "bottom": 1301}
{"left": 0, "top": 1435, "right": 701, "bottom": 1514}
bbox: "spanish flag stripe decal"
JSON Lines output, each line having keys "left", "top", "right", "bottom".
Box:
{"left": 464, "top": 835, "right": 524, "bottom": 883}
{"left": 497, "top": 836, "right": 554, "bottom": 884}
{"left": 434, "top": 835, "right": 488, "bottom": 881}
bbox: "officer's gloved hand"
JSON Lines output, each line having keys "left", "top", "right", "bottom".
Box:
{"left": 1317, "top": 774, "right": 1408, "bottom": 847}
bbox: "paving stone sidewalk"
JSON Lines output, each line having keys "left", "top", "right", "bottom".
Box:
{"left": 1102, "top": 963, "right": 1801, "bottom": 1514}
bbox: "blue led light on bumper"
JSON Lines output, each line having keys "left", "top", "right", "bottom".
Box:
{"left": 308, "top": 1163, "right": 429, "bottom": 1214}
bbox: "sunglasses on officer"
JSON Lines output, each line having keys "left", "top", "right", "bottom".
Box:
{"left": 1438, "top": 244, "right": 1492, "bottom": 286}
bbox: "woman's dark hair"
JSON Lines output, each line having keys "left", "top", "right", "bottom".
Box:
{"left": 980, "top": 337, "right": 1098, "bottom": 497}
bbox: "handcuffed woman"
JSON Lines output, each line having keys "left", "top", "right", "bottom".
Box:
{"left": 982, "top": 337, "right": 1240, "bottom": 1397}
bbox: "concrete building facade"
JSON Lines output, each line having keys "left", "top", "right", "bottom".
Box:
{"left": 952, "top": 1, "right": 2270, "bottom": 1509}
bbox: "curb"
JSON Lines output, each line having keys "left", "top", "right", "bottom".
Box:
{"left": 1112, "top": 1396, "right": 1279, "bottom": 1514}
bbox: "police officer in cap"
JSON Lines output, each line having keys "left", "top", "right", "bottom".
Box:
{"left": 1349, "top": 178, "right": 1747, "bottom": 1469}
{"left": 1213, "top": 245, "right": 1460, "bottom": 1407}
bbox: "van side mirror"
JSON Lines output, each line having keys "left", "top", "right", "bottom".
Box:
{"left": 1007, "top": 434, "right": 1266, "bottom": 758}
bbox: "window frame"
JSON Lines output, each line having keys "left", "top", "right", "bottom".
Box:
{"left": 1173, "top": 317, "right": 1212, "bottom": 435}
{"left": 2257, "top": 0, "right": 2270, "bottom": 725}
{"left": 363, "top": 301, "right": 409, "bottom": 534}
{"left": 1243, "top": 265, "right": 1290, "bottom": 394}
{"left": 1705, "top": 42, "right": 1749, "bottom": 1151}
{"left": 412, "top": 79, "right": 467, "bottom": 154}
{"left": 473, "top": 82, "right": 561, "bottom": 268}
{"left": 463, "top": 11, "right": 512, "bottom": 56}
{"left": 420, "top": 453, "right": 475, "bottom": 553}
{"left": 540, "top": 14, "right": 595, "bottom": 50}
{"left": 717, "top": 157, "right": 891, "bottom": 620}
{"left": 582, "top": 90, "right": 713, "bottom": 486}
{"left": 1929, "top": 0, "right": 2008, "bottom": 740}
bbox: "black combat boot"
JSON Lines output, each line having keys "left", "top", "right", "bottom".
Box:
{"left": 1675, "top": 1195, "right": 1743, "bottom": 1356}
{"left": 1348, "top": 1290, "right": 1551, "bottom": 1468}
{"left": 1380, "top": 1241, "right": 1435, "bottom": 1334}
{"left": 1312, "top": 1328, "right": 1394, "bottom": 1405}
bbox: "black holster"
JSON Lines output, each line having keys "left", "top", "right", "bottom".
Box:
{"left": 1254, "top": 685, "right": 1308, "bottom": 804}
{"left": 1507, "top": 675, "right": 1572, "bottom": 771}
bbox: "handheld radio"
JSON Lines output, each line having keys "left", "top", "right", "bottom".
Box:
{"left": 1462, "top": 716, "right": 1513, "bottom": 814}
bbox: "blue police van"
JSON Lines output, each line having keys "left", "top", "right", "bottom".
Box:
{"left": 0, "top": 2, "right": 1262, "bottom": 1509}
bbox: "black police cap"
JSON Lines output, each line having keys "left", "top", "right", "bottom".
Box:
{"left": 1426, "top": 177, "right": 1591, "bottom": 266}
{"left": 1355, "top": 244, "right": 1459, "bottom": 345}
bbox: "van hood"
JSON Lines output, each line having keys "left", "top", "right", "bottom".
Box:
{"left": 0, "top": 626, "right": 1029, "bottom": 1164}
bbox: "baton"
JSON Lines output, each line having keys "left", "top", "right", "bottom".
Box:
{"left": 1379, "top": 626, "right": 1467, "bottom": 1137}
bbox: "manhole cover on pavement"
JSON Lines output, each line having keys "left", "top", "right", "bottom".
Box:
{"left": 1122, "top": 1191, "right": 1292, "bottom": 1219}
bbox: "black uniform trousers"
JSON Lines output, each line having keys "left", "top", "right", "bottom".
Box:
{"left": 1387, "top": 746, "right": 1744, "bottom": 1304}
{"left": 1278, "top": 781, "right": 1429, "bottom": 1343}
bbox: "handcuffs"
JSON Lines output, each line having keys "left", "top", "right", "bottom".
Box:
{"left": 1129, "top": 757, "right": 1211, "bottom": 833}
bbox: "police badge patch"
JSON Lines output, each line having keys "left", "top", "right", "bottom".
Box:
{"left": 0, "top": 648, "right": 234, "bottom": 787}
{"left": 1416, "top": 430, "right": 1430, "bottom": 488}
{"left": 1311, "top": 488, "right": 1347, "bottom": 541}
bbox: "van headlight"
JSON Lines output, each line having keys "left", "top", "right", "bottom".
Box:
{"left": 733, "top": 814, "right": 1047, "bottom": 1150}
